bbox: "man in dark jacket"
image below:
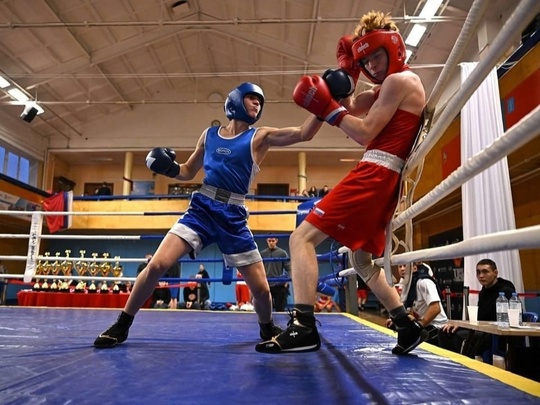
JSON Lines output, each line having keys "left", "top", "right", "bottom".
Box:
{"left": 260, "top": 238, "right": 291, "bottom": 312}
{"left": 439, "top": 258, "right": 516, "bottom": 355}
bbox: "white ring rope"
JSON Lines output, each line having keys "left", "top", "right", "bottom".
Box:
{"left": 339, "top": 225, "right": 540, "bottom": 279}
{"left": 0, "top": 234, "right": 144, "bottom": 240}
{"left": 0, "top": 210, "right": 183, "bottom": 216}
{"left": 405, "top": 0, "right": 540, "bottom": 175}
{"left": 394, "top": 106, "right": 540, "bottom": 230}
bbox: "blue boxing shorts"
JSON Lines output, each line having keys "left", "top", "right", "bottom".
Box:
{"left": 168, "top": 192, "right": 262, "bottom": 268}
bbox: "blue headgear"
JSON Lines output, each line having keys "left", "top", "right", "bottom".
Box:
{"left": 224, "top": 82, "right": 265, "bottom": 124}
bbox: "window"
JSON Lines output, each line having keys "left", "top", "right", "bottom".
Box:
{"left": 0, "top": 144, "right": 38, "bottom": 186}
{"left": 6, "top": 152, "right": 18, "bottom": 178}
{"left": 0, "top": 147, "right": 5, "bottom": 171}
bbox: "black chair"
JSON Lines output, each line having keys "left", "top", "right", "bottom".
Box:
{"left": 523, "top": 311, "right": 539, "bottom": 323}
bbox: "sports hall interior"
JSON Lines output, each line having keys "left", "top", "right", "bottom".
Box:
{"left": 0, "top": 1, "right": 540, "bottom": 402}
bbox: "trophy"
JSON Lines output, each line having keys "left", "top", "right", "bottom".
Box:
{"left": 49, "top": 252, "right": 62, "bottom": 290}
{"left": 100, "top": 253, "right": 111, "bottom": 292}
{"left": 88, "top": 252, "right": 100, "bottom": 292}
{"left": 41, "top": 252, "right": 52, "bottom": 290}
{"left": 73, "top": 249, "right": 88, "bottom": 292}
{"left": 33, "top": 259, "right": 43, "bottom": 290}
{"left": 61, "top": 249, "right": 73, "bottom": 286}
{"left": 112, "top": 256, "right": 122, "bottom": 294}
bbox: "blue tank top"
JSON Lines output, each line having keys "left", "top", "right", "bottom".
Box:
{"left": 203, "top": 126, "right": 260, "bottom": 194}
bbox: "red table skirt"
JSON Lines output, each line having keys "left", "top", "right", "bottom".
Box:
{"left": 17, "top": 291, "right": 151, "bottom": 309}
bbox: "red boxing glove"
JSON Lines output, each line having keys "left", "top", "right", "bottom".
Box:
{"left": 293, "top": 75, "right": 348, "bottom": 126}
{"left": 337, "top": 35, "right": 361, "bottom": 84}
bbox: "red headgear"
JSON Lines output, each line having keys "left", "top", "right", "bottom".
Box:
{"left": 351, "top": 30, "right": 406, "bottom": 84}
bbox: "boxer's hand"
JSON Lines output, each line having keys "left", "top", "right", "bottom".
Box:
{"left": 293, "top": 75, "right": 348, "bottom": 126}
{"left": 337, "top": 35, "right": 361, "bottom": 84}
{"left": 146, "top": 147, "right": 180, "bottom": 178}
{"left": 322, "top": 68, "right": 355, "bottom": 100}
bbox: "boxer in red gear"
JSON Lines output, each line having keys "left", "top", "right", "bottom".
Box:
{"left": 257, "top": 11, "right": 427, "bottom": 355}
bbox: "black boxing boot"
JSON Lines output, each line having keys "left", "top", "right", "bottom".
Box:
{"left": 390, "top": 309, "right": 428, "bottom": 355}
{"left": 94, "top": 311, "right": 134, "bottom": 348}
{"left": 259, "top": 320, "right": 283, "bottom": 341}
{"left": 256, "top": 307, "right": 321, "bottom": 353}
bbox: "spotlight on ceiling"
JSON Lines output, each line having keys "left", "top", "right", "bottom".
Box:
{"left": 20, "top": 102, "right": 44, "bottom": 123}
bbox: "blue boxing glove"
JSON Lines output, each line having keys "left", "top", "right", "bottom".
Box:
{"left": 322, "top": 68, "right": 355, "bottom": 100}
{"left": 145, "top": 147, "right": 180, "bottom": 178}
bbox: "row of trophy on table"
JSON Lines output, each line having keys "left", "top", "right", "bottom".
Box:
{"left": 33, "top": 249, "right": 124, "bottom": 293}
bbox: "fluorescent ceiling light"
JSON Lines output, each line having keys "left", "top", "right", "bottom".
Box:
{"left": 339, "top": 158, "right": 356, "bottom": 162}
{"left": 8, "top": 88, "right": 29, "bottom": 102}
{"left": 405, "top": 24, "right": 427, "bottom": 47}
{"left": 0, "top": 75, "right": 9, "bottom": 88}
{"left": 419, "top": 0, "right": 444, "bottom": 18}
{"left": 405, "top": 49, "right": 414, "bottom": 63}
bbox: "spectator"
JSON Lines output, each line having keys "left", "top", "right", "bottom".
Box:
{"left": 357, "top": 275, "right": 368, "bottom": 311}
{"left": 165, "top": 261, "right": 181, "bottom": 309}
{"left": 197, "top": 264, "right": 210, "bottom": 285}
{"left": 195, "top": 274, "right": 211, "bottom": 310}
{"left": 301, "top": 189, "right": 310, "bottom": 198}
{"left": 178, "top": 275, "right": 212, "bottom": 310}
{"left": 151, "top": 281, "right": 171, "bottom": 309}
{"left": 137, "top": 253, "right": 153, "bottom": 275}
{"left": 95, "top": 182, "right": 112, "bottom": 196}
{"left": 260, "top": 237, "right": 291, "bottom": 312}
{"left": 318, "top": 185, "right": 330, "bottom": 198}
{"left": 235, "top": 269, "right": 251, "bottom": 309}
{"left": 307, "top": 186, "right": 318, "bottom": 198}
{"left": 179, "top": 278, "right": 200, "bottom": 310}
{"left": 388, "top": 263, "right": 447, "bottom": 346}
{"left": 394, "top": 264, "right": 407, "bottom": 296}
{"left": 439, "top": 258, "right": 516, "bottom": 356}
{"left": 314, "top": 293, "right": 341, "bottom": 313}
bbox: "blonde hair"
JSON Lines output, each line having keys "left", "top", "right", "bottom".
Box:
{"left": 353, "top": 11, "right": 399, "bottom": 38}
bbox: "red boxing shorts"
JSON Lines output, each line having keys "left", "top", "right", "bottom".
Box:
{"left": 305, "top": 160, "right": 401, "bottom": 256}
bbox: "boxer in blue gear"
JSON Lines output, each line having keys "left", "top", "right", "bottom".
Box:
{"left": 94, "top": 82, "right": 324, "bottom": 348}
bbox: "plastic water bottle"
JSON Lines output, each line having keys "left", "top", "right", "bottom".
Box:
{"left": 496, "top": 292, "right": 509, "bottom": 328}
{"left": 509, "top": 292, "right": 523, "bottom": 326}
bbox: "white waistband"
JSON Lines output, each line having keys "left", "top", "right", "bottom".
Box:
{"left": 198, "top": 184, "right": 245, "bottom": 205}
{"left": 361, "top": 150, "right": 405, "bottom": 173}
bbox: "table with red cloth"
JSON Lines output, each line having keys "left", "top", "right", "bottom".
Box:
{"left": 17, "top": 290, "right": 152, "bottom": 308}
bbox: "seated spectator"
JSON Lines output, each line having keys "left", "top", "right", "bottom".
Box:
{"left": 178, "top": 275, "right": 211, "bottom": 310}
{"left": 439, "top": 258, "right": 516, "bottom": 356}
{"left": 394, "top": 264, "right": 407, "bottom": 296}
{"left": 318, "top": 185, "right": 330, "bottom": 198}
{"left": 314, "top": 293, "right": 340, "bottom": 313}
{"left": 301, "top": 189, "right": 309, "bottom": 197}
{"left": 195, "top": 274, "right": 211, "bottom": 310}
{"left": 307, "top": 186, "right": 317, "bottom": 198}
{"left": 235, "top": 269, "right": 251, "bottom": 308}
{"left": 151, "top": 281, "right": 171, "bottom": 309}
{"left": 179, "top": 278, "right": 200, "bottom": 310}
{"left": 387, "top": 263, "right": 447, "bottom": 346}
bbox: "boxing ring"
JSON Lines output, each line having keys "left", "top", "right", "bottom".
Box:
{"left": 1, "top": 0, "right": 540, "bottom": 402}
{"left": 1, "top": 307, "right": 539, "bottom": 404}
